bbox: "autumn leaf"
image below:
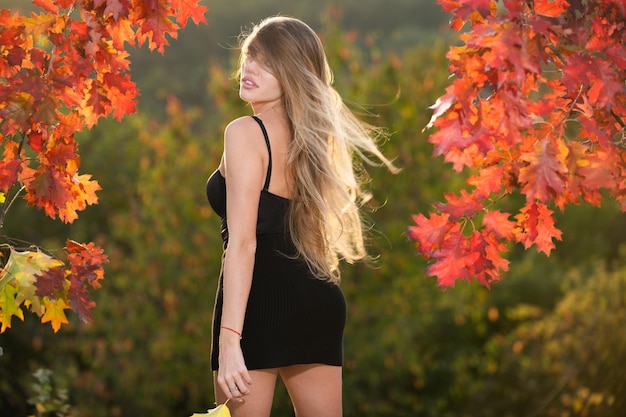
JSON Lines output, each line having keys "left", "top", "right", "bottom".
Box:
{"left": 514, "top": 202, "right": 562, "bottom": 255}
{"left": 438, "top": 0, "right": 494, "bottom": 31}
{"left": 434, "top": 189, "right": 484, "bottom": 220}
{"left": 0, "top": 282, "right": 25, "bottom": 332}
{"left": 466, "top": 165, "right": 505, "bottom": 199}
{"left": 135, "top": 0, "right": 180, "bottom": 53}
{"left": 191, "top": 401, "right": 231, "bottom": 416}
{"left": 32, "top": 0, "right": 58, "bottom": 14}
{"left": 0, "top": 158, "right": 21, "bottom": 192}
{"left": 0, "top": 248, "right": 64, "bottom": 291}
{"left": 66, "top": 240, "right": 108, "bottom": 322}
{"left": 172, "top": 0, "right": 208, "bottom": 26}
{"left": 0, "top": 247, "right": 64, "bottom": 330}
{"left": 427, "top": 231, "right": 480, "bottom": 288}
{"left": 482, "top": 210, "right": 515, "bottom": 240}
{"left": 34, "top": 267, "right": 67, "bottom": 298}
{"left": 533, "top": 0, "right": 569, "bottom": 17}
{"left": 407, "top": 212, "right": 457, "bottom": 255}
{"left": 518, "top": 137, "right": 569, "bottom": 202}
{"left": 41, "top": 298, "right": 70, "bottom": 332}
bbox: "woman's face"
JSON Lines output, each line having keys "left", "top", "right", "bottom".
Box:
{"left": 239, "top": 53, "right": 283, "bottom": 110}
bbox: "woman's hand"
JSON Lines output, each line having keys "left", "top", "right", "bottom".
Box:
{"left": 216, "top": 332, "right": 253, "bottom": 400}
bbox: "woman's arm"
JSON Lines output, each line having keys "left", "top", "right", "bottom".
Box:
{"left": 216, "top": 116, "right": 267, "bottom": 399}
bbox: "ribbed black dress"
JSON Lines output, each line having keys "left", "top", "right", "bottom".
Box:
{"left": 206, "top": 116, "right": 346, "bottom": 370}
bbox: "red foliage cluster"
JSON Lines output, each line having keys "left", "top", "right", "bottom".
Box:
{"left": 408, "top": 0, "right": 626, "bottom": 288}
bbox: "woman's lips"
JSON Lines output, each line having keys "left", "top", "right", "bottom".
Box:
{"left": 241, "top": 77, "right": 258, "bottom": 88}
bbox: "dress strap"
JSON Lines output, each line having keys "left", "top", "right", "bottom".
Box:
{"left": 251, "top": 116, "right": 272, "bottom": 190}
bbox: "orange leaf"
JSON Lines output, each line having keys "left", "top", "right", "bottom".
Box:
{"left": 533, "top": 0, "right": 569, "bottom": 17}
{"left": 171, "top": 0, "right": 208, "bottom": 26}
{"left": 32, "top": 0, "right": 59, "bottom": 14}
{"left": 135, "top": 0, "right": 179, "bottom": 53}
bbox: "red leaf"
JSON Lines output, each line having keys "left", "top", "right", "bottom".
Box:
{"left": 66, "top": 240, "right": 108, "bottom": 322}
{"left": 67, "top": 275, "right": 96, "bottom": 323}
{"left": 438, "top": 0, "right": 494, "bottom": 31}
{"left": 518, "top": 137, "right": 568, "bottom": 202}
{"left": 407, "top": 212, "right": 458, "bottom": 255}
{"left": 466, "top": 231, "right": 509, "bottom": 287}
{"left": 45, "top": 138, "right": 76, "bottom": 166}
{"left": 66, "top": 240, "right": 108, "bottom": 290}
{"left": 427, "top": 231, "right": 480, "bottom": 288}
{"left": 0, "top": 158, "right": 21, "bottom": 192}
{"left": 102, "top": 0, "right": 130, "bottom": 20}
{"left": 434, "top": 189, "right": 484, "bottom": 220}
{"left": 482, "top": 210, "right": 515, "bottom": 240}
{"left": 34, "top": 267, "right": 66, "bottom": 298}
{"left": 514, "top": 202, "right": 562, "bottom": 255}
{"left": 23, "top": 165, "right": 74, "bottom": 219}
{"left": 467, "top": 165, "right": 505, "bottom": 199}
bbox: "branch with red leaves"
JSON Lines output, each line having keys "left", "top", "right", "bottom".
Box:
{"left": 0, "top": 0, "right": 207, "bottom": 332}
{"left": 408, "top": 0, "right": 626, "bottom": 288}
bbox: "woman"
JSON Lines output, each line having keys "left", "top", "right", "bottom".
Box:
{"left": 206, "top": 16, "right": 396, "bottom": 417}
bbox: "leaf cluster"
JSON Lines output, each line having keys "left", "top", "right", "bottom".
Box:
{"left": 408, "top": 0, "right": 626, "bottom": 288}
{"left": 0, "top": 0, "right": 207, "bottom": 332}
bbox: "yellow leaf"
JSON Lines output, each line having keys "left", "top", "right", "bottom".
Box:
{"left": 190, "top": 403, "right": 231, "bottom": 417}
{"left": 0, "top": 192, "right": 5, "bottom": 204}
{"left": 0, "top": 283, "right": 25, "bottom": 332}
{"left": 41, "top": 298, "right": 69, "bottom": 332}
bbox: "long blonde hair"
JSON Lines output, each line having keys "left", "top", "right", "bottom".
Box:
{"left": 238, "top": 16, "right": 397, "bottom": 282}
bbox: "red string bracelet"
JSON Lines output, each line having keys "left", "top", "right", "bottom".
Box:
{"left": 220, "top": 326, "right": 242, "bottom": 339}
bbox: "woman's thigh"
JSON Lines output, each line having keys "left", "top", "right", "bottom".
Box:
{"left": 214, "top": 369, "right": 278, "bottom": 417}
{"left": 279, "top": 364, "right": 343, "bottom": 417}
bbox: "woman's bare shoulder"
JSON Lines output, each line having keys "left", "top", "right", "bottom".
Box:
{"left": 224, "top": 116, "right": 262, "bottom": 141}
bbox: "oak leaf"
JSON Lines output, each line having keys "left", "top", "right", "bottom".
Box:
{"left": 514, "top": 202, "right": 562, "bottom": 255}
{"left": 41, "top": 298, "right": 70, "bottom": 332}
{"left": 0, "top": 282, "right": 24, "bottom": 332}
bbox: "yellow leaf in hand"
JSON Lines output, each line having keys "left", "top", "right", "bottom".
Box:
{"left": 190, "top": 403, "right": 231, "bottom": 417}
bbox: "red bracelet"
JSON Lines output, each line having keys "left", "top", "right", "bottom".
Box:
{"left": 220, "top": 326, "right": 242, "bottom": 339}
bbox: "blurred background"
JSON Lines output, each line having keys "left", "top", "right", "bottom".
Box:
{"left": 1, "top": 1, "right": 625, "bottom": 416}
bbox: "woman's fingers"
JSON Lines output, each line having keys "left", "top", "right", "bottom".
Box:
{"left": 218, "top": 370, "right": 252, "bottom": 399}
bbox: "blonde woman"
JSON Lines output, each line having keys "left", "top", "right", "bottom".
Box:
{"left": 206, "top": 16, "right": 396, "bottom": 417}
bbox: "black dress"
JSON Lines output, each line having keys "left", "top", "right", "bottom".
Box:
{"left": 206, "top": 116, "right": 346, "bottom": 370}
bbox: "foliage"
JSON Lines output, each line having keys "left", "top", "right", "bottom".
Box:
{"left": 407, "top": 0, "right": 626, "bottom": 288}
{"left": 1, "top": 3, "right": 625, "bottom": 417}
{"left": 47, "top": 99, "right": 225, "bottom": 417}
{"left": 27, "top": 368, "right": 71, "bottom": 417}
{"left": 0, "top": 0, "right": 207, "bottom": 332}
